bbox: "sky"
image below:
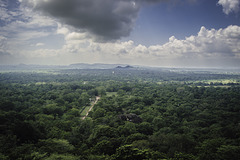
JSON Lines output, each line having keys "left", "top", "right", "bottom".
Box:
{"left": 0, "top": 0, "right": 240, "bottom": 68}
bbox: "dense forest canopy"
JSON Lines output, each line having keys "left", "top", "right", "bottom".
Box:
{"left": 0, "top": 67, "right": 240, "bottom": 160}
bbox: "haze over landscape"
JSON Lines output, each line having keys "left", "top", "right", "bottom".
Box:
{"left": 1, "top": 1, "right": 240, "bottom": 159}
{"left": 1, "top": 0, "right": 240, "bottom": 68}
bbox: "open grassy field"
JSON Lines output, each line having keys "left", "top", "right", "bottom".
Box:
{"left": 193, "top": 79, "right": 239, "bottom": 84}
{"left": 80, "top": 106, "right": 92, "bottom": 117}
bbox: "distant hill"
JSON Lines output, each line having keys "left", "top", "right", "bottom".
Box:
{"left": 0, "top": 63, "right": 133, "bottom": 70}
{"left": 115, "top": 65, "right": 134, "bottom": 69}
{"left": 0, "top": 64, "right": 66, "bottom": 70}
{"left": 1, "top": 63, "right": 239, "bottom": 73}
{"left": 69, "top": 63, "right": 131, "bottom": 69}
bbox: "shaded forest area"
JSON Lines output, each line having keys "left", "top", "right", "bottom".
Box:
{"left": 0, "top": 68, "right": 240, "bottom": 159}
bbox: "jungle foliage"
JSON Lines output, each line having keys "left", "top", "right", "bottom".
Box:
{"left": 0, "top": 68, "right": 240, "bottom": 159}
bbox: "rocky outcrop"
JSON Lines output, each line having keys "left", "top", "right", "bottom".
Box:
{"left": 118, "top": 113, "right": 142, "bottom": 123}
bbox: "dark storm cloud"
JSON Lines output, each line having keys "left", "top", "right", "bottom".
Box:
{"left": 32, "top": 0, "right": 142, "bottom": 41}
{"left": 29, "top": 0, "right": 171, "bottom": 41}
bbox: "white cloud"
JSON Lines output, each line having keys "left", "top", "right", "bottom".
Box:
{"left": 148, "top": 25, "right": 240, "bottom": 59}
{"left": 0, "top": 0, "right": 60, "bottom": 58}
{"left": 1, "top": 1, "right": 240, "bottom": 67}
{"left": 56, "top": 24, "right": 70, "bottom": 35}
{"left": 53, "top": 25, "right": 240, "bottom": 66}
{"left": 65, "top": 32, "right": 89, "bottom": 41}
{"left": 36, "top": 43, "right": 45, "bottom": 46}
{"left": 8, "top": 24, "right": 240, "bottom": 67}
{"left": 217, "top": 0, "right": 240, "bottom": 15}
{"left": 0, "top": 36, "right": 8, "bottom": 55}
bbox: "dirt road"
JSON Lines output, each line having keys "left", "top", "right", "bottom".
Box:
{"left": 82, "top": 96, "right": 100, "bottom": 120}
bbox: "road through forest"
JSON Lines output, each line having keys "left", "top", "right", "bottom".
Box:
{"left": 82, "top": 96, "right": 100, "bottom": 120}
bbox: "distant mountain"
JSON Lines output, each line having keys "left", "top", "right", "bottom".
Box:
{"left": 69, "top": 63, "right": 130, "bottom": 69}
{"left": 0, "top": 63, "right": 134, "bottom": 70}
{"left": 1, "top": 63, "right": 239, "bottom": 73}
{"left": 115, "top": 65, "right": 134, "bottom": 69}
{"left": 0, "top": 64, "right": 66, "bottom": 70}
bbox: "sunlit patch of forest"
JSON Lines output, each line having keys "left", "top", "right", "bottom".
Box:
{"left": 0, "top": 68, "right": 240, "bottom": 160}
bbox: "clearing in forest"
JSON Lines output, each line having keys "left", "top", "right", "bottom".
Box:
{"left": 81, "top": 96, "right": 100, "bottom": 120}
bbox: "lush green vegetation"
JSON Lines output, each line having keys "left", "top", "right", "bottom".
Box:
{"left": 0, "top": 68, "right": 240, "bottom": 159}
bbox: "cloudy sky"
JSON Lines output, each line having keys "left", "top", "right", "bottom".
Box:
{"left": 0, "top": 0, "right": 240, "bottom": 68}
